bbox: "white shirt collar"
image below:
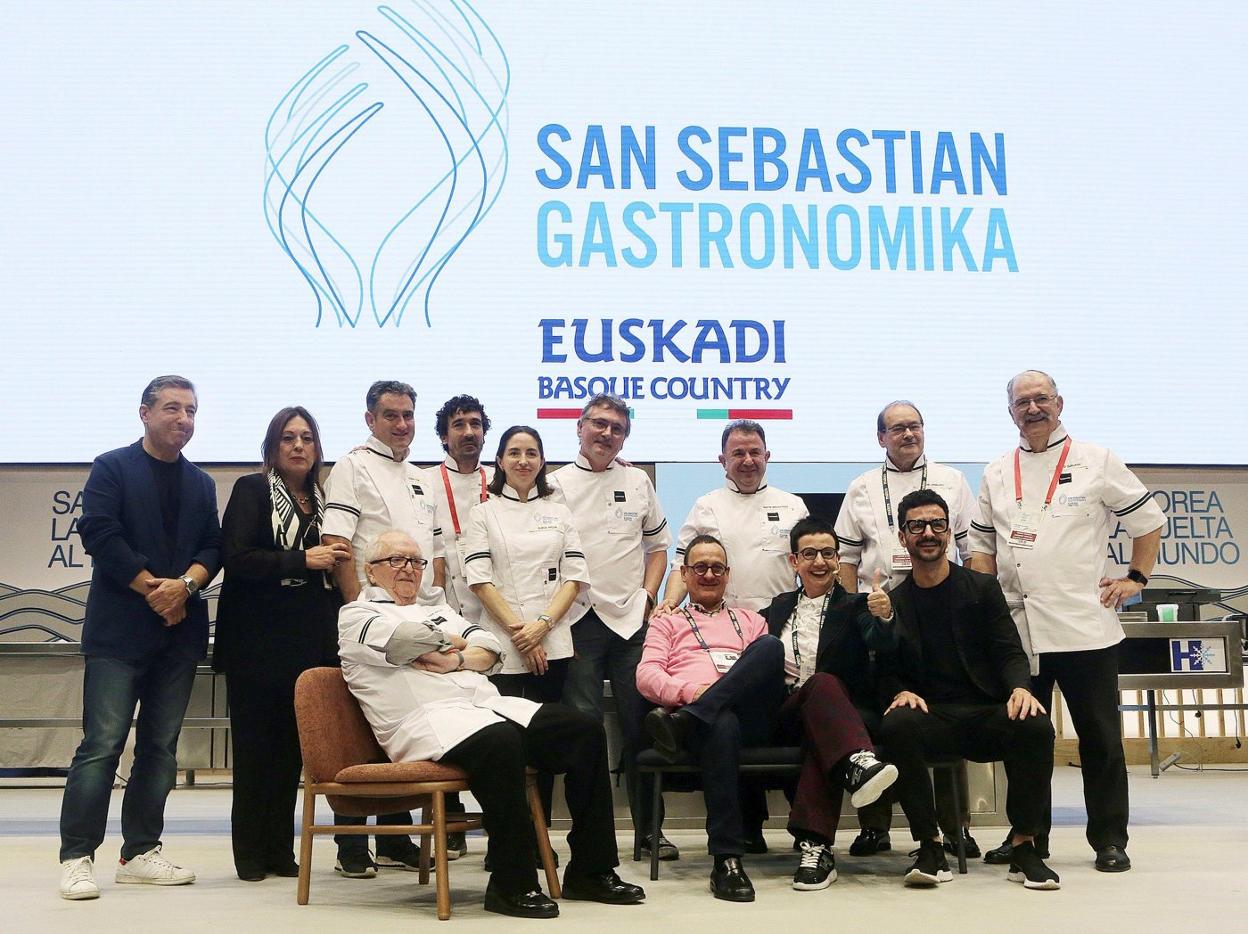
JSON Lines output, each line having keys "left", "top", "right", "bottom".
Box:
{"left": 441, "top": 455, "right": 482, "bottom": 473}
{"left": 1018, "top": 423, "right": 1070, "bottom": 453}
{"left": 884, "top": 453, "right": 927, "bottom": 472}
{"left": 365, "top": 434, "right": 408, "bottom": 462}
{"left": 574, "top": 453, "right": 615, "bottom": 472}
{"left": 725, "top": 477, "right": 768, "bottom": 495}
{"left": 500, "top": 482, "right": 543, "bottom": 502}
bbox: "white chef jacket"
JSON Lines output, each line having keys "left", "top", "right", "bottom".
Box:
{"left": 322, "top": 435, "right": 446, "bottom": 602}
{"left": 338, "top": 589, "right": 539, "bottom": 763}
{"left": 969, "top": 425, "right": 1165, "bottom": 665}
{"left": 549, "top": 454, "right": 672, "bottom": 639}
{"left": 673, "top": 480, "right": 809, "bottom": 611}
{"left": 835, "top": 455, "right": 975, "bottom": 592}
{"left": 429, "top": 456, "right": 495, "bottom": 621}
{"left": 462, "top": 486, "right": 590, "bottom": 674}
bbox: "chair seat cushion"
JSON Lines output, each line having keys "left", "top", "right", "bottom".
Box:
{"left": 334, "top": 760, "right": 470, "bottom": 783}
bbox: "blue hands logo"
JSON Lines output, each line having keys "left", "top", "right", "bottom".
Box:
{"left": 264, "top": 1, "right": 509, "bottom": 328}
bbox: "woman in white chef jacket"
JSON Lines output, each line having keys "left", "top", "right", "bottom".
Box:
{"left": 464, "top": 425, "right": 589, "bottom": 704}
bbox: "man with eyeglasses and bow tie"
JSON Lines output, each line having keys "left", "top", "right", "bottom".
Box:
{"left": 834, "top": 400, "right": 978, "bottom": 859}
{"left": 969, "top": 370, "right": 1163, "bottom": 874}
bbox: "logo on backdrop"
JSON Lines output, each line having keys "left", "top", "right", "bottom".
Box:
{"left": 264, "top": 1, "right": 510, "bottom": 328}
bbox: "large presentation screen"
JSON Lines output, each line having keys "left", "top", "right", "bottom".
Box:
{"left": 3, "top": 1, "right": 1244, "bottom": 464}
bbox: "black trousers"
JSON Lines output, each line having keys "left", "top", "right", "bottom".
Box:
{"left": 1032, "top": 645, "right": 1128, "bottom": 849}
{"left": 491, "top": 657, "right": 570, "bottom": 825}
{"left": 226, "top": 673, "right": 302, "bottom": 873}
{"left": 440, "top": 703, "right": 618, "bottom": 896}
{"left": 878, "top": 702, "right": 1054, "bottom": 842}
{"left": 677, "top": 636, "right": 785, "bottom": 856}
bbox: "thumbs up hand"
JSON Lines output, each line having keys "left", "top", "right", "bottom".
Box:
{"left": 867, "top": 570, "right": 893, "bottom": 620}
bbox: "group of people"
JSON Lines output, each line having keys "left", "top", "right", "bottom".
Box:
{"left": 56, "top": 370, "right": 1165, "bottom": 917}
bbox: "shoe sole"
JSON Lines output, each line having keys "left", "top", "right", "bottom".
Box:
{"left": 334, "top": 866, "right": 377, "bottom": 878}
{"left": 1095, "top": 862, "right": 1131, "bottom": 873}
{"left": 60, "top": 888, "right": 100, "bottom": 900}
{"left": 115, "top": 875, "right": 195, "bottom": 885}
{"left": 792, "top": 870, "right": 837, "bottom": 890}
{"left": 375, "top": 857, "right": 422, "bottom": 872}
{"left": 850, "top": 764, "right": 899, "bottom": 809}
{"left": 1007, "top": 870, "right": 1061, "bottom": 890}
{"left": 903, "top": 868, "right": 952, "bottom": 887}
{"left": 561, "top": 890, "right": 646, "bottom": 905}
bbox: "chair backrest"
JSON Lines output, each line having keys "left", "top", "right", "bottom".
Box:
{"left": 294, "top": 666, "right": 387, "bottom": 783}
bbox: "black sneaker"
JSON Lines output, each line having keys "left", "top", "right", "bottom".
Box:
{"left": 641, "top": 834, "right": 680, "bottom": 861}
{"left": 334, "top": 852, "right": 378, "bottom": 878}
{"left": 849, "top": 829, "right": 891, "bottom": 856}
{"left": 375, "top": 844, "right": 423, "bottom": 872}
{"left": 985, "top": 833, "right": 1048, "bottom": 863}
{"left": 439, "top": 831, "right": 468, "bottom": 862}
{"left": 904, "top": 840, "right": 953, "bottom": 887}
{"left": 944, "top": 828, "right": 981, "bottom": 859}
{"left": 792, "top": 841, "right": 837, "bottom": 891}
{"left": 1007, "top": 840, "right": 1061, "bottom": 890}
{"left": 843, "top": 750, "right": 900, "bottom": 809}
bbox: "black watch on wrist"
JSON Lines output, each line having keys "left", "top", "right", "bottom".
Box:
{"left": 1125, "top": 568, "right": 1148, "bottom": 586}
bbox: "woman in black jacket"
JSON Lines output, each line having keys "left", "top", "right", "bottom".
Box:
{"left": 213, "top": 406, "right": 350, "bottom": 881}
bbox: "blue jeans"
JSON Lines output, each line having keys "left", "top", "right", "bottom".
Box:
{"left": 59, "top": 651, "right": 198, "bottom": 861}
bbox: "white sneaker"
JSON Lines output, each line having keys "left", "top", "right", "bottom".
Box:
{"left": 60, "top": 856, "right": 100, "bottom": 900}
{"left": 115, "top": 846, "right": 195, "bottom": 885}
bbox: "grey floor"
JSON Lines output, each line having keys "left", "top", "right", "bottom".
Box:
{"left": 6, "top": 764, "right": 1248, "bottom": 933}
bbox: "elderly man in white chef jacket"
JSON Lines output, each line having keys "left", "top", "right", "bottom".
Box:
{"left": 338, "top": 529, "right": 646, "bottom": 920}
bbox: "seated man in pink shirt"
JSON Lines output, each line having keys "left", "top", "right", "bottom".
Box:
{"left": 636, "top": 535, "right": 785, "bottom": 903}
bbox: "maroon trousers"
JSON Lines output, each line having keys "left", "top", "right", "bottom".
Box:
{"left": 776, "top": 672, "right": 875, "bottom": 843}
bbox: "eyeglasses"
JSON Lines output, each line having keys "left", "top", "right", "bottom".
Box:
{"left": 884, "top": 422, "right": 923, "bottom": 436}
{"left": 686, "top": 562, "right": 728, "bottom": 578}
{"left": 1010, "top": 394, "right": 1055, "bottom": 412}
{"left": 585, "top": 416, "right": 627, "bottom": 437}
{"left": 369, "top": 555, "right": 428, "bottom": 570}
{"left": 901, "top": 518, "right": 949, "bottom": 534}
{"left": 796, "top": 547, "right": 839, "bottom": 562}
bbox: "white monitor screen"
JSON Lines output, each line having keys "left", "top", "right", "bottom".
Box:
{"left": 2, "top": 1, "right": 1244, "bottom": 463}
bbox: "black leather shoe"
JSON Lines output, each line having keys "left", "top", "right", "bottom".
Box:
{"left": 561, "top": 870, "right": 646, "bottom": 904}
{"left": 645, "top": 708, "right": 696, "bottom": 761}
{"left": 268, "top": 859, "right": 299, "bottom": 878}
{"left": 742, "top": 831, "right": 769, "bottom": 854}
{"left": 849, "top": 829, "right": 891, "bottom": 856}
{"left": 943, "top": 828, "right": 981, "bottom": 859}
{"left": 484, "top": 883, "right": 560, "bottom": 919}
{"left": 236, "top": 865, "right": 265, "bottom": 882}
{"left": 709, "top": 857, "right": 755, "bottom": 902}
{"left": 986, "top": 834, "right": 1048, "bottom": 864}
{"left": 1095, "top": 845, "right": 1131, "bottom": 872}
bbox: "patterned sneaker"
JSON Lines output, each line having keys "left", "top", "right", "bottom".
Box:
{"left": 60, "top": 856, "right": 100, "bottom": 900}
{"left": 115, "top": 846, "right": 195, "bottom": 885}
{"left": 904, "top": 839, "right": 953, "bottom": 887}
{"left": 375, "top": 844, "right": 423, "bottom": 872}
{"left": 792, "top": 841, "right": 837, "bottom": 890}
{"left": 1007, "top": 840, "right": 1061, "bottom": 890}
{"left": 844, "top": 750, "right": 900, "bottom": 809}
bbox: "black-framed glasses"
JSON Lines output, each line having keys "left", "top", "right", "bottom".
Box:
{"left": 884, "top": 422, "right": 923, "bottom": 436}
{"left": 796, "top": 547, "right": 838, "bottom": 562}
{"left": 369, "top": 555, "right": 428, "bottom": 570}
{"left": 686, "top": 562, "right": 728, "bottom": 578}
{"left": 901, "top": 518, "right": 949, "bottom": 534}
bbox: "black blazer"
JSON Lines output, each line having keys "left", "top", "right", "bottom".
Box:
{"left": 77, "top": 441, "right": 221, "bottom": 661}
{"left": 879, "top": 563, "right": 1031, "bottom": 703}
{"left": 213, "top": 473, "right": 342, "bottom": 684}
{"left": 760, "top": 583, "right": 896, "bottom": 710}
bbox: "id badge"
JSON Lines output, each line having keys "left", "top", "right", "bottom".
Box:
{"left": 1008, "top": 511, "right": 1041, "bottom": 551}
{"left": 890, "top": 550, "right": 912, "bottom": 571}
{"left": 709, "top": 650, "right": 739, "bottom": 673}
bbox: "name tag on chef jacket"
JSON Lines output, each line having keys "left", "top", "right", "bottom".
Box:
{"left": 1008, "top": 510, "right": 1042, "bottom": 551}
{"left": 710, "top": 650, "right": 739, "bottom": 673}
{"left": 890, "top": 550, "right": 913, "bottom": 571}
{"left": 761, "top": 505, "right": 799, "bottom": 553}
{"left": 530, "top": 514, "right": 561, "bottom": 532}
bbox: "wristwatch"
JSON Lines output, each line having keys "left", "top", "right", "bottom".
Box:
{"left": 537, "top": 614, "right": 553, "bottom": 629}
{"left": 1125, "top": 568, "right": 1148, "bottom": 586}
{"left": 453, "top": 650, "right": 465, "bottom": 671}
{"left": 180, "top": 575, "right": 200, "bottom": 597}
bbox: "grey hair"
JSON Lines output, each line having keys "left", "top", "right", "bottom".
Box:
{"left": 366, "top": 380, "right": 416, "bottom": 411}
{"left": 363, "top": 529, "right": 421, "bottom": 564}
{"left": 578, "top": 393, "right": 631, "bottom": 436}
{"left": 1006, "top": 370, "right": 1058, "bottom": 402}
{"left": 876, "top": 400, "right": 924, "bottom": 433}
{"left": 141, "top": 375, "right": 196, "bottom": 408}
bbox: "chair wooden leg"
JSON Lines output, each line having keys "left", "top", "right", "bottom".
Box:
{"left": 297, "top": 789, "right": 316, "bottom": 905}
{"left": 527, "top": 772, "right": 561, "bottom": 899}
{"left": 433, "top": 791, "right": 452, "bottom": 920}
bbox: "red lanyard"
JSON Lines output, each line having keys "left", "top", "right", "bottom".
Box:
{"left": 439, "top": 464, "right": 488, "bottom": 535}
{"left": 1013, "top": 436, "right": 1071, "bottom": 512}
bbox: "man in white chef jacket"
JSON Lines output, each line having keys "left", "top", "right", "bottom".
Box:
{"left": 549, "top": 393, "right": 674, "bottom": 860}
{"left": 338, "top": 530, "right": 646, "bottom": 919}
{"left": 834, "top": 400, "right": 977, "bottom": 858}
{"left": 969, "top": 370, "right": 1163, "bottom": 873}
{"left": 321, "top": 380, "right": 446, "bottom": 874}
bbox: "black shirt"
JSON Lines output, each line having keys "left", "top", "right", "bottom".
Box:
{"left": 144, "top": 450, "right": 182, "bottom": 550}
{"left": 912, "top": 577, "right": 994, "bottom": 705}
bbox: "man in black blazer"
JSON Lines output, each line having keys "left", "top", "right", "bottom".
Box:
{"left": 760, "top": 517, "right": 899, "bottom": 891}
{"left": 877, "top": 488, "right": 1058, "bottom": 891}
{"left": 59, "top": 376, "right": 221, "bottom": 901}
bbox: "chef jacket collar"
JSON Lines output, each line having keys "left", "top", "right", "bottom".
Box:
{"left": 574, "top": 453, "right": 615, "bottom": 472}
{"left": 885, "top": 453, "right": 928, "bottom": 472}
{"left": 1018, "top": 423, "right": 1069, "bottom": 453}
{"left": 725, "top": 478, "right": 769, "bottom": 495}
{"left": 364, "top": 434, "right": 409, "bottom": 462}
